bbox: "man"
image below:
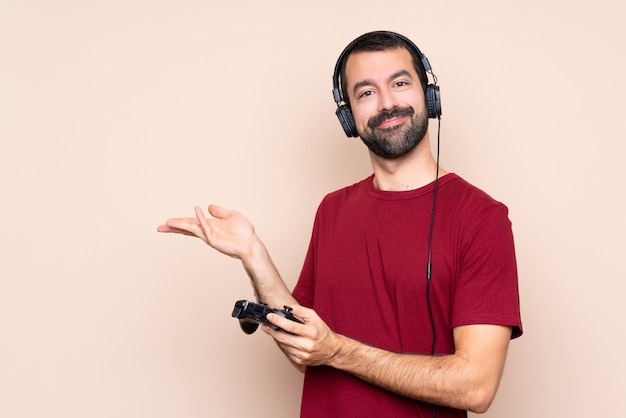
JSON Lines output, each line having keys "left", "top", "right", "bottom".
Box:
{"left": 158, "top": 31, "right": 522, "bottom": 417}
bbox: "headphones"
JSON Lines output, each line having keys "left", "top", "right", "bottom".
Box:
{"left": 331, "top": 31, "right": 442, "bottom": 138}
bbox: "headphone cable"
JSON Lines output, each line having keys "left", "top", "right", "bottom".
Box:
{"left": 426, "top": 115, "right": 441, "bottom": 349}
{"left": 426, "top": 115, "right": 442, "bottom": 418}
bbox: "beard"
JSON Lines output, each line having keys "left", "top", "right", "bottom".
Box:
{"left": 358, "top": 106, "right": 428, "bottom": 160}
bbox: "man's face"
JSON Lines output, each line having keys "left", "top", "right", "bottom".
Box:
{"left": 344, "top": 47, "right": 428, "bottom": 159}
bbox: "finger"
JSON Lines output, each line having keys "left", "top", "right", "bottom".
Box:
{"left": 163, "top": 217, "right": 198, "bottom": 228}
{"left": 288, "top": 304, "right": 316, "bottom": 322}
{"left": 194, "top": 206, "right": 211, "bottom": 242}
{"left": 157, "top": 225, "right": 172, "bottom": 232}
{"left": 157, "top": 225, "right": 197, "bottom": 237}
{"left": 158, "top": 218, "right": 191, "bottom": 231}
{"left": 160, "top": 217, "right": 208, "bottom": 241}
{"left": 267, "top": 313, "right": 306, "bottom": 337}
{"left": 270, "top": 337, "right": 307, "bottom": 372}
{"left": 263, "top": 325, "right": 302, "bottom": 355}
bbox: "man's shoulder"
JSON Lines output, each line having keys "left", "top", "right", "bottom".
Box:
{"left": 442, "top": 174, "right": 505, "bottom": 205}
{"left": 440, "top": 174, "right": 511, "bottom": 221}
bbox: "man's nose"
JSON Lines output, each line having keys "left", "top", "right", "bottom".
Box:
{"left": 377, "top": 88, "right": 399, "bottom": 112}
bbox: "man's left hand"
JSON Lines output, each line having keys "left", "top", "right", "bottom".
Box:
{"left": 262, "top": 305, "right": 342, "bottom": 372}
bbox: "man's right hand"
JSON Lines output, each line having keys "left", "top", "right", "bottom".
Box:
{"left": 157, "top": 204, "right": 256, "bottom": 260}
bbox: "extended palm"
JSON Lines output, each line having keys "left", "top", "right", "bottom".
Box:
{"left": 158, "top": 204, "right": 255, "bottom": 259}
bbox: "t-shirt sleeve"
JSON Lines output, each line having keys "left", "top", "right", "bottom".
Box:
{"left": 451, "top": 203, "right": 523, "bottom": 339}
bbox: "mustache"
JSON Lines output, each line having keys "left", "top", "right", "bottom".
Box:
{"left": 367, "top": 106, "right": 415, "bottom": 129}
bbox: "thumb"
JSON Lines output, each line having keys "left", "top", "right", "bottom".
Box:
{"left": 207, "top": 204, "right": 230, "bottom": 219}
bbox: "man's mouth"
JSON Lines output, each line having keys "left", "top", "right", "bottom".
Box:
{"left": 376, "top": 116, "right": 405, "bottom": 129}
{"left": 368, "top": 107, "right": 415, "bottom": 130}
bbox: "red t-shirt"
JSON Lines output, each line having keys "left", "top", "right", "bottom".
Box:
{"left": 293, "top": 173, "right": 522, "bottom": 418}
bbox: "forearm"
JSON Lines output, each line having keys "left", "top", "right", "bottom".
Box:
{"left": 328, "top": 333, "right": 501, "bottom": 413}
{"left": 267, "top": 307, "right": 510, "bottom": 412}
{"left": 241, "top": 235, "right": 297, "bottom": 308}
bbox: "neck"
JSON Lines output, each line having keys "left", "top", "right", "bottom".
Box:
{"left": 370, "top": 132, "right": 446, "bottom": 191}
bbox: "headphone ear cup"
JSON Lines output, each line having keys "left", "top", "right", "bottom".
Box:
{"left": 425, "top": 84, "right": 442, "bottom": 119}
{"left": 336, "top": 104, "right": 359, "bottom": 137}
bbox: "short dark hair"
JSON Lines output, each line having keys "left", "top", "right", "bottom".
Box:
{"left": 338, "top": 31, "right": 428, "bottom": 104}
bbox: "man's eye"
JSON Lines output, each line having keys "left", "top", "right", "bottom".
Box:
{"left": 395, "top": 81, "right": 408, "bottom": 87}
{"left": 358, "top": 90, "right": 373, "bottom": 99}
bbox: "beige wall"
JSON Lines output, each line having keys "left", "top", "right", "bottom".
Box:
{"left": 1, "top": 1, "right": 624, "bottom": 417}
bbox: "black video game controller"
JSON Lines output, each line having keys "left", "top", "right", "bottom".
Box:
{"left": 231, "top": 299, "right": 303, "bottom": 334}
